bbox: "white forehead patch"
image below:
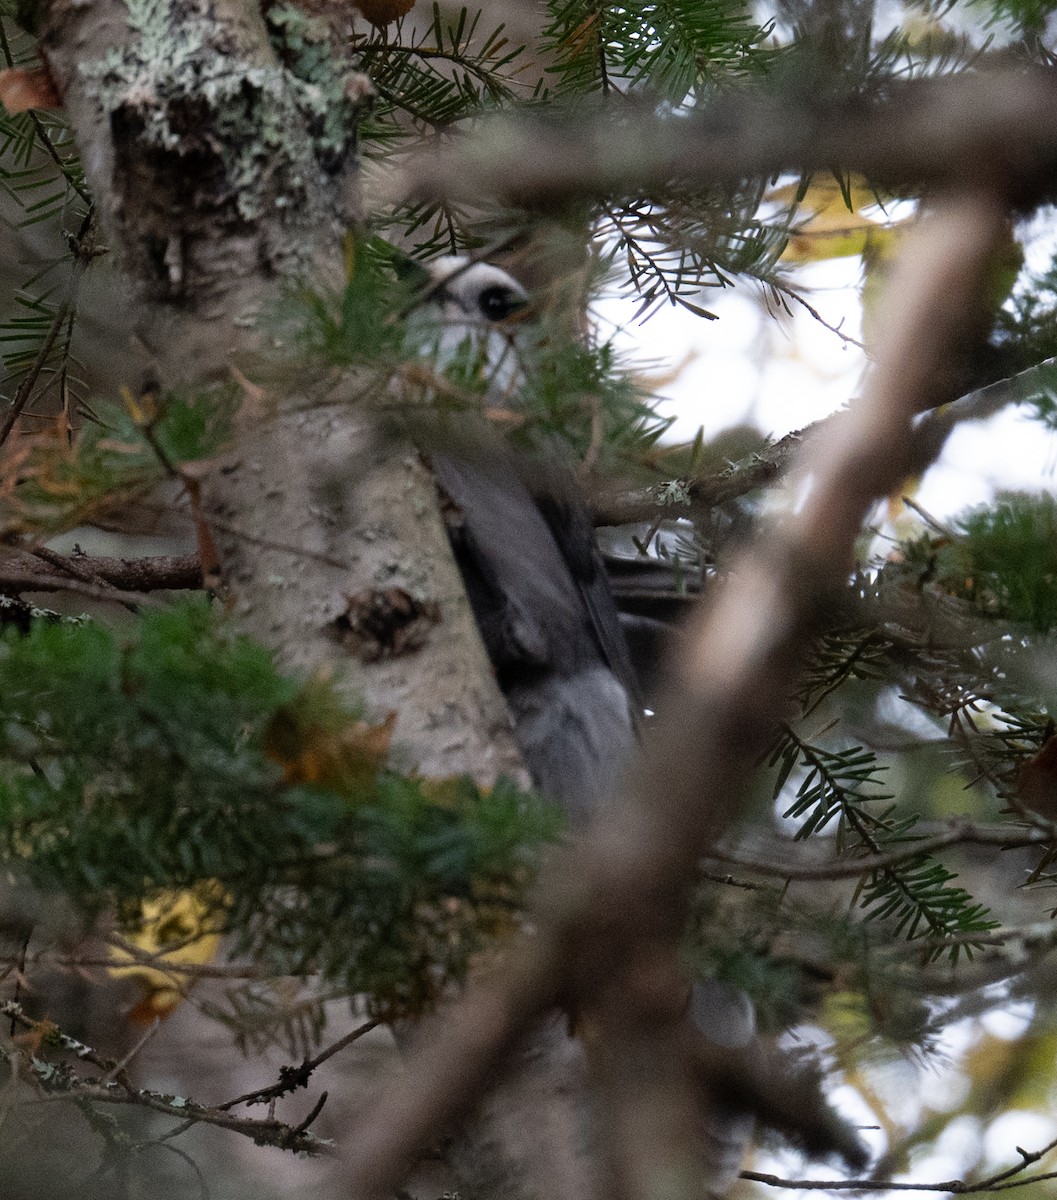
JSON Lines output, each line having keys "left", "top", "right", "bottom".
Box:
{"left": 412, "top": 256, "right": 528, "bottom": 402}
{"left": 428, "top": 255, "right": 529, "bottom": 320}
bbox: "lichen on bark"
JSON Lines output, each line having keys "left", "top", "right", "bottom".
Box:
{"left": 42, "top": 0, "right": 364, "bottom": 307}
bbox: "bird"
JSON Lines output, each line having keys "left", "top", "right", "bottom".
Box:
{"left": 416, "top": 255, "right": 759, "bottom": 1194}
{"left": 419, "top": 255, "right": 642, "bottom": 823}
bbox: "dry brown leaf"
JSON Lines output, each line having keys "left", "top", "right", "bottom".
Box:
{"left": 0, "top": 66, "right": 62, "bottom": 113}
{"left": 264, "top": 684, "right": 397, "bottom": 793}
{"left": 1016, "top": 720, "right": 1057, "bottom": 819}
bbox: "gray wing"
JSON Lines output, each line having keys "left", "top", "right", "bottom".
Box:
{"left": 432, "top": 450, "right": 636, "bottom": 824}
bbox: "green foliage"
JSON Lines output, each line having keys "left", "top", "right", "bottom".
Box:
{"left": 602, "top": 182, "right": 793, "bottom": 321}
{"left": 541, "top": 0, "right": 770, "bottom": 98}
{"left": 902, "top": 492, "right": 1057, "bottom": 632}
{"left": 951, "top": 492, "right": 1057, "bottom": 630}
{"left": 0, "top": 601, "right": 559, "bottom": 1015}
{"left": 511, "top": 335, "right": 673, "bottom": 465}
{"left": 685, "top": 887, "right": 939, "bottom": 1050}
{"left": 768, "top": 726, "right": 996, "bottom": 957}
{"left": 5, "top": 0, "right": 1057, "bottom": 1180}
{"left": 977, "top": 0, "right": 1057, "bottom": 34}
{"left": 0, "top": 17, "right": 88, "bottom": 222}
{"left": 350, "top": 5, "right": 539, "bottom": 257}
{"left": 748, "top": 494, "right": 1057, "bottom": 970}
{"left": 989, "top": 255, "right": 1057, "bottom": 428}
{"left": 795, "top": 626, "right": 893, "bottom": 717}
{"left": 0, "top": 17, "right": 91, "bottom": 427}
{"left": 354, "top": 4, "right": 535, "bottom": 144}
{"left": 278, "top": 237, "right": 418, "bottom": 367}
{"left": 344, "top": 2, "right": 796, "bottom": 310}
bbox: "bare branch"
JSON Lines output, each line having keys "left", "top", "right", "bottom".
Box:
{"left": 215, "top": 1020, "right": 380, "bottom": 1112}
{"left": 708, "top": 819, "right": 1055, "bottom": 882}
{"left": 592, "top": 354, "right": 1041, "bottom": 528}
{"left": 0, "top": 567, "right": 158, "bottom": 608}
{"left": 0, "top": 1000, "right": 333, "bottom": 1155}
{"left": 0, "top": 550, "right": 203, "bottom": 595}
{"left": 0, "top": 948, "right": 266, "bottom": 980}
{"left": 745, "top": 1133, "right": 1057, "bottom": 1193}
{"left": 742, "top": 1167, "right": 1057, "bottom": 1193}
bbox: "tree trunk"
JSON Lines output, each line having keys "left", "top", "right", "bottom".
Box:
{"left": 30, "top": 4, "right": 552, "bottom": 1197}
{"left": 35, "top": 0, "right": 525, "bottom": 778}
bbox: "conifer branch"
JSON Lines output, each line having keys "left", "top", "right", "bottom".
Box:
{"left": 0, "top": 250, "right": 85, "bottom": 446}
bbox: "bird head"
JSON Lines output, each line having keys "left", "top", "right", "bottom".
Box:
{"left": 426, "top": 256, "right": 530, "bottom": 326}
{"left": 410, "top": 256, "right": 532, "bottom": 405}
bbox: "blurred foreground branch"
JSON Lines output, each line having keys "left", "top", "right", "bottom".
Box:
{"left": 592, "top": 355, "right": 1046, "bottom": 527}
{"left": 344, "top": 185, "right": 1010, "bottom": 1200}
{"left": 388, "top": 67, "right": 1057, "bottom": 210}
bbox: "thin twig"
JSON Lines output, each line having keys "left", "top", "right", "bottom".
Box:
{"left": 778, "top": 283, "right": 867, "bottom": 351}
{"left": 101, "top": 1017, "right": 162, "bottom": 1085}
{"left": 216, "top": 1019, "right": 380, "bottom": 1111}
{"left": 126, "top": 497, "right": 349, "bottom": 569}
{"left": 1, "top": 1000, "right": 332, "bottom": 1155}
{"left": 745, "top": 1135, "right": 1057, "bottom": 1193}
{"left": 742, "top": 1168, "right": 1057, "bottom": 1193}
{"left": 131, "top": 1142, "right": 212, "bottom": 1200}
{"left": 158, "top": 1019, "right": 377, "bottom": 1146}
{"left": 708, "top": 819, "right": 1053, "bottom": 882}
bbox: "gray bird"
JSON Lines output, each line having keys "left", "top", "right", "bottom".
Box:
{"left": 421, "top": 257, "right": 641, "bottom": 822}
{"left": 420, "top": 256, "right": 757, "bottom": 1194}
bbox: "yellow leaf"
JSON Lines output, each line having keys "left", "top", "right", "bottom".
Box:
{"left": 767, "top": 177, "right": 883, "bottom": 214}
{"left": 864, "top": 218, "right": 1021, "bottom": 351}
{"left": 770, "top": 174, "right": 908, "bottom": 265}
{"left": 108, "top": 883, "right": 226, "bottom": 1024}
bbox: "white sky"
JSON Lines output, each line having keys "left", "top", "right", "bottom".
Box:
{"left": 598, "top": 221, "right": 1057, "bottom": 525}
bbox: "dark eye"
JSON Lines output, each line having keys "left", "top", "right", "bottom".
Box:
{"left": 477, "top": 285, "right": 526, "bottom": 322}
